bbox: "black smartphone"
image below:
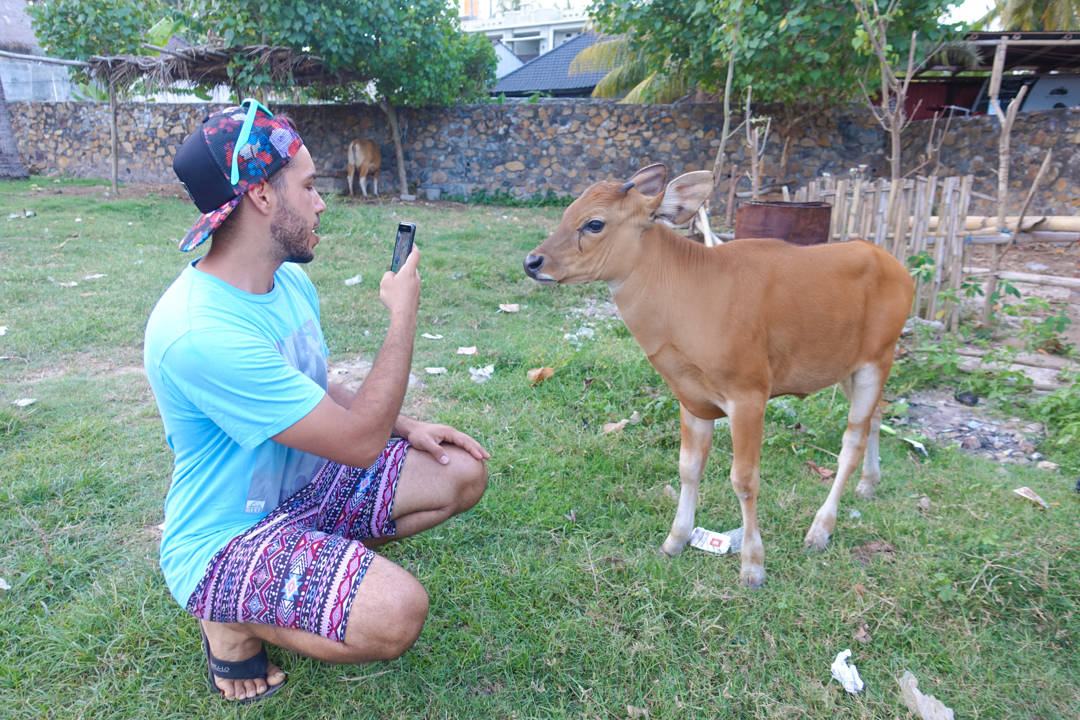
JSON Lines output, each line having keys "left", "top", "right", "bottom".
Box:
{"left": 391, "top": 222, "right": 416, "bottom": 272}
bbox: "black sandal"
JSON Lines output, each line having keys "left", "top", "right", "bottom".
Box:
{"left": 201, "top": 626, "right": 287, "bottom": 704}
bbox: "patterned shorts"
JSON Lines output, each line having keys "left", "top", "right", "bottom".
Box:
{"left": 186, "top": 439, "right": 409, "bottom": 643}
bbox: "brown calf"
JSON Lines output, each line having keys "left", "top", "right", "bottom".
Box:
{"left": 346, "top": 139, "right": 381, "bottom": 198}
{"left": 523, "top": 164, "right": 914, "bottom": 587}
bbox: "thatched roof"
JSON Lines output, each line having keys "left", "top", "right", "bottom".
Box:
{"left": 83, "top": 43, "right": 366, "bottom": 90}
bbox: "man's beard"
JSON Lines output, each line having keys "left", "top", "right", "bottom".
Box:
{"left": 270, "top": 198, "right": 314, "bottom": 264}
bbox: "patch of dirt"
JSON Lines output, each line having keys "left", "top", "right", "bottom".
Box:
{"left": 326, "top": 357, "right": 433, "bottom": 420}
{"left": 890, "top": 387, "right": 1048, "bottom": 464}
{"left": 966, "top": 240, "right": 1080, "bottom": 350}
{"left": 851, "top": 539, "right": 897, "bottom": 565}
{"left": 27, "top": 180, "right": 192, "bottom": 202}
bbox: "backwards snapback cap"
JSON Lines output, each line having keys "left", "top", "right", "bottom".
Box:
{"left": 172, "top": 99, "right": 305, "bottom": 252}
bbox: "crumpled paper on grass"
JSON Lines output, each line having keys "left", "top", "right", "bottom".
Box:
{"left": 898, "top": 671, "right": 955, "bottom": 720}
{"left": 469, "top": 364, "right": 494, "bottom": 383}
{"left": 830, "top": 649, "right": 864, "bottom": 694}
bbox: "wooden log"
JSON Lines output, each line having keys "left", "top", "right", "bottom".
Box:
{"left": 955, "top": 347, "right": 1076, "bottom": 371}
{"left": 963, "top": 268, "right": 1080, "bottom": 289}
{"left": 924, "top": 216, "right": 1080, "bottom": 232}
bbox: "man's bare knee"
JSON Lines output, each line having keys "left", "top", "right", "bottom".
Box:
{"left": 454, "top": 456, "right": 487, "bottom": 514}
{"left": 340, "top": 561, "right": 429, "bottom": 663}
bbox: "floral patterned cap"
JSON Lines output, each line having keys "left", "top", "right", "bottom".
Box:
{"left": 172, "top": 99, "right": 304, "bottom": 251}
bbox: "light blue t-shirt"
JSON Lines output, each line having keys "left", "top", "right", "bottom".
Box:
{"left": 144, "top": 261, "right": 329, "bottom": 607}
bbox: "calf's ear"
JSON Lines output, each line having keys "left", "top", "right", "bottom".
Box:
{"left": 655, "top": 171, "right": 714, "bottom": 225}
{"left": 625, "top": 164, "right": 668, "bottom": 197}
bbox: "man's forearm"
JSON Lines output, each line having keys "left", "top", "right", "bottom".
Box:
{"left": 347, "top": 312, "right": 416, "bottom": 439}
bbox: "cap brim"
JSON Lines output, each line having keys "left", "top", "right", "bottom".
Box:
{"left": 178, "top": 195, "right": 243, "bottom": 252}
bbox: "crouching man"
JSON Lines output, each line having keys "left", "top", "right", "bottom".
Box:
{"left": 144, "top": 101, "right": 488, "bottom": 703}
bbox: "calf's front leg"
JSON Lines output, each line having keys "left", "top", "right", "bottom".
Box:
{"left": 660, "top": 405, "right": 714, "bottom": 558}
{"left": 727, "top": 398, "right": 766, "bottom": 588}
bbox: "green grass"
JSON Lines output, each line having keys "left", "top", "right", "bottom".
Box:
{"left": 1, "top": 178, "right": 1077, "bottom": 719}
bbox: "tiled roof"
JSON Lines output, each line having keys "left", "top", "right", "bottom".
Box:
{"left": 492, "top": 33, "right": 607, "bottom": 97}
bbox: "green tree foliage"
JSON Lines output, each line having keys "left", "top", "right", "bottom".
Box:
{"left": 186, "top": 0, "right": 494, "bottom": 105}
{"left": 585, "top": 0, "right": 957, "bottom": 109}
{"left": 26, "top": 0, "right": 167, "bottom": 60}
{"left": 25, "top": 0, "right": 173, "bottom": 87}
{"left": 993, "top": 0, "right": 1080, "bottom": 29}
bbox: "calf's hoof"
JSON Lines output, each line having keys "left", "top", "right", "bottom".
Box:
{"left": 854, "top": 480, "right": 878, "bottom": 500}
{"left": 740, "top": 565, "right": 766, "bottom": 589}
{"left": 659, "top": 536, "right": 686, "bottom": 558}
{"left": 803, "top": 525, "right": 831, "bottom": 552}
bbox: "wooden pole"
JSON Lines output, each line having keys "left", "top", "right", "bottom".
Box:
{"left": 982, "top": 35, "right": 1028, "bottom": 328}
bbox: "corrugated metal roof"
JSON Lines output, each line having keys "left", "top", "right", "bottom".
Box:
{"left": 492, "top": 33, "right": 607, "bottom": 97}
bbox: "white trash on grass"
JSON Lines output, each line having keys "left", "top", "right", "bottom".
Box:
{"left": 468, "top": 364, "right": 494, "bottom": 383}
{"left": 830, "top": 649, "right": 864, "bottom": 694}
{"left": 898, "top": 671, "right": 955, "bottom": 720}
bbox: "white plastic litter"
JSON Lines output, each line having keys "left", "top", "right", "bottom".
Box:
{"left": 11, "top": 398, "right": 36, "bottom": 408}
{"left": 421, "top": 333, "right": 443, "bottom": 340}
{"left": 468, "top": 364, "right": 494, "bottom": 383}
{"left": 0, "top": 578, "right": 10, "bottom": 591}
{"left": 831, "top": 649, "right": 864, "bottom": 694}
{"left": 343, "top": 273, "right": 363, "bottom": 286}
{"left": 898, "top": 671, "right": 955, "bottom": 720}
{"left": 457, "top": 346, "right": 478, "bottom": 355}
{"left": 564, "top": 327, "right": 596, "bottom": 346}
{"left": 902, "top": 436, "right": 929, "bottom": 456}
{"left": 425, "top": 367, "right": 447, "bottom": 375}
{"left": 0, "top": 326, "right": 7, "bottom": 336}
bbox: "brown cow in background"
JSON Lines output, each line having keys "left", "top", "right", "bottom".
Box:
{"left": 346, "top": 139, "right": 381, "bottom": 198}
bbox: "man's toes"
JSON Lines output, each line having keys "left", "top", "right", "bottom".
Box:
{"left": 267, "top": 662, "right": 286, "bottom": 687}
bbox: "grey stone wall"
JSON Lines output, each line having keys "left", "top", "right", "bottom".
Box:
{"left": 8, "top": 99, "right": 1078, "bottom": 216}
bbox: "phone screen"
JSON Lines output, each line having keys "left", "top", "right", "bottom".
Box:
{"left": 391, "top": 222, "right": 416, "bottom": 272}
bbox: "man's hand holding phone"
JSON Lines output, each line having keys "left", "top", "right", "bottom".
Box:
{"left": 380, "top": 222, "right": 420, "bottom": 320}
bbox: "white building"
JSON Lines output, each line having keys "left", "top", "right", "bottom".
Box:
{"left": 0, "top": 0, "right": 75, "bottom": 101}
{"left": 460, "top": 2, "right": 589, "bottom": 63}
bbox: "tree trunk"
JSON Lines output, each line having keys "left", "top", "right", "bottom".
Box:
{"left": 109, "top": 82, "right": 119, "bottom": 194}
{"left": 0, "top": 76, "right": 29, "bottom": 179}
{"left": 380, "top": 100, "right": 410, "bottom": 198}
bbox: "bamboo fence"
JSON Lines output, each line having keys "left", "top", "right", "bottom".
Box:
{"left": 793, "top": 170, "right": 975, "bottom": 330}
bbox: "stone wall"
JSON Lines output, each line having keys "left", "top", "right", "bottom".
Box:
{"left": 8, "top": 100, "right": 1079, "bottom": 216}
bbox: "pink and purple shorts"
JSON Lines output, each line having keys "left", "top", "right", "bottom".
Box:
{"left": 186, "top": 439, "right": 408, "bottom": 643}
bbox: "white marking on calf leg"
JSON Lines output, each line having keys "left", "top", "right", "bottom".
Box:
{"left": 806, "top": 366, "right": 881, "bottom": 550}
{"left": 660, "top": 406, "right": 714, "bottom": 557}
{"left": 855, "top": 401, "right": 883, "bottom": 498}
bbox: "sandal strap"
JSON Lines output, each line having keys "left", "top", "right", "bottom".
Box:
{"left": 207, "top": 645, "right": 270, "bottom": 680}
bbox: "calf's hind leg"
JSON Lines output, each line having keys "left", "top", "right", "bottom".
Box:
{"left": 804, "top": 365, "right": 884, "bottom": 550}
{"left": 660, "top": 405, "right": 714, "bottom": 558}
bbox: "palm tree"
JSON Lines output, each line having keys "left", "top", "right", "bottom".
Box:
{"left": 979, "top": 0, "right": 1080, "bottom": 29}
{"left": 569, "top": 34, "right": 690, "bottom": 103}
{"left": 0, "top": 77, "right": 29, "bottom": 179}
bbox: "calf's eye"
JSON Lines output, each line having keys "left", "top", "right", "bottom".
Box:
{"left": 584, "top": 219, "right": 605, "bottom": 233}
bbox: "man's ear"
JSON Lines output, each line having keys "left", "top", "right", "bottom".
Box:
{"left": 244, "top": 180, "right": 273, "bottom": 216}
